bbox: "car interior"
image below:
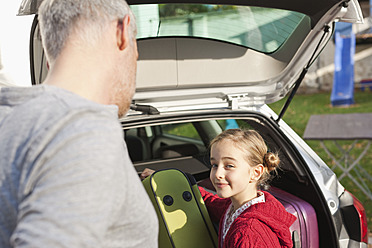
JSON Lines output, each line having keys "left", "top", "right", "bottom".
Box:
{"left": 122, "top": 115, "right": 340, "bottom": 247}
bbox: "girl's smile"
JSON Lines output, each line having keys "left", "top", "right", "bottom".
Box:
{"left": 215, "top": 182, "right": 229, "bottom": 188}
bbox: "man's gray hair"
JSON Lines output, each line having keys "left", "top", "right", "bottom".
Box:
{"left": 38, "top": 0, "right": 136, "bottom": 63}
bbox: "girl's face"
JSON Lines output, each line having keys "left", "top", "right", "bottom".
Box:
{"left": 210, "top": 139, "right": 262, "bottom": 206}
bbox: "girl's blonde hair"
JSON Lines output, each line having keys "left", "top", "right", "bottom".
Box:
{"left": 210, "top": 128, "right": 280, "bottom": 190}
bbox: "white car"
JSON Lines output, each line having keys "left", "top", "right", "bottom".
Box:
{"left": 19, "top": 0, "right": 367, "bottom": 247}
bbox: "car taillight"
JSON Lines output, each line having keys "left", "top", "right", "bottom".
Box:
{"left": 348, "top": 191, "right": 368, "bottom": 243}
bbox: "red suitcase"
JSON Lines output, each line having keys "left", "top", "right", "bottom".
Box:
{"left": 268, "top": 187, "right": 319, "bottom": 248}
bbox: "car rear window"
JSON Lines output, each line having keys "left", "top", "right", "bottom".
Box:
{"left": 131, "top": 4, "right": 309, "bottom": 53}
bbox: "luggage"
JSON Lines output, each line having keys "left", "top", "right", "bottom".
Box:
{"left": 269, "top": 187, "right": 319, "bottom": 248}
{"left": 142, "top": 168, "right": 218, "bottom": 248}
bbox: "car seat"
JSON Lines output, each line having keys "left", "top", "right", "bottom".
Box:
{"left": 154, "top": 144, "right": 199, "bottom": 159}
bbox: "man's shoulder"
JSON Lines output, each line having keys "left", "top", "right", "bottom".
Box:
{"left": 3, "top": 85, "right": 118, "bottom": 129}
{"left": 1, "top": 84, "right": 118, "bottom": 117}
{"left": 0, "top": 85, "right": 122, "bottom": 154}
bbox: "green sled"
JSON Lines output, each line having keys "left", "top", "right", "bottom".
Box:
{"left": 142, "top": 168, "right": 218, "bottom": 248}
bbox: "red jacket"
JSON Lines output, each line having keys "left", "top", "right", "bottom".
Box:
{"left": 199, "top": 187, "right": 296, "bottom": 248}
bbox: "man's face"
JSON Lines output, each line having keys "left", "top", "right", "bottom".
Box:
{"left": 113, "top": 37, "right": 138, "bottom": 118}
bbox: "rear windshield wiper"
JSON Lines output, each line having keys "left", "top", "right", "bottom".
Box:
{"left": 130, "top": 104, "right": 160, "bottom": 115}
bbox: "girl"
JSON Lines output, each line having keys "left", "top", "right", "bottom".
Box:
{"left": 199, "top": 128, "right": 296, "bottom": 248}
{"left": 140, "top": 128, "right": 296, "bottom": 247}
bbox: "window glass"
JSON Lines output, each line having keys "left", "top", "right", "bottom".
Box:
{"left": 217, "top": 119, "right": 253, "bottom": 130}
{"left": 144, "top": 126, "right": 153, "bottom": 138}
{"left": 131, "top": 4, "right": 308, "bottom": 53}
{"left": 216, "top": 120, "right": 226, "bottom": 129}
{"left": 236, "top": 119, "right": 253, "bottom": 129}
{"left": 162, "top": 123, "right": 202, "bottom": 141}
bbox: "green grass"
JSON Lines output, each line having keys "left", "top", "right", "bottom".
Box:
{"left": 268, "top": 89, "right": 372, "bottom": 231}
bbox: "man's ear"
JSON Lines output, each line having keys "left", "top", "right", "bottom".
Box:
{"left": 117, "top": 15, "right": 131, "bottom": 51}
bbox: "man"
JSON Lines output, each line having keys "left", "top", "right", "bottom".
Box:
{"left": 0, "top": 0, "right": 158, "bottom": 247}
